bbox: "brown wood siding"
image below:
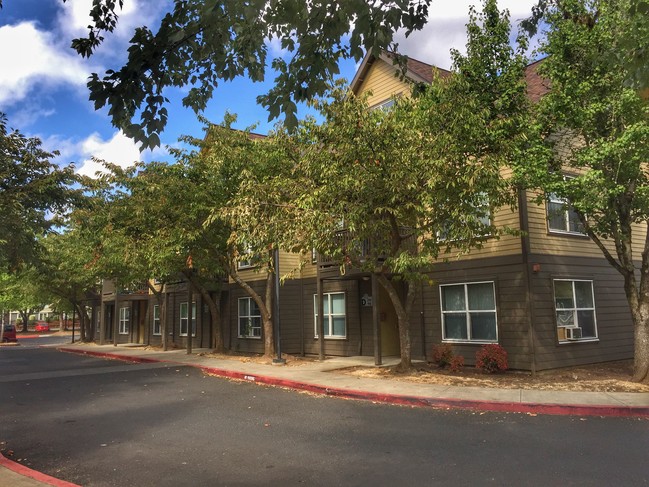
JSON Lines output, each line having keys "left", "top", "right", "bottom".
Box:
{"left": 356, "top": 58, "right": 411, "bottom": 107}
{"left": 437, "top": 205, "right": 522, "bottom": 262}
{"left": 301, "top": 278, "right": 363, "bottom": 357}
{"left": 528, "top": 254, "right": 633, "bottom": 370}
{"left": 229, "top": 281, "right": 266, "bottom": 354}
{"left": 423, "top": 255, "right": 532, "bottom": 370}
{"left": 278, "top": 279, "right": 303, "bottom": 355}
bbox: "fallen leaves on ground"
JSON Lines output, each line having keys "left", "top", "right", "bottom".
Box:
{"left": 336, "top": 360, "right": 649, "bottom": 393}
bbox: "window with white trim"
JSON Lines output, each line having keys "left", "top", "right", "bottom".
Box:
{"left": 153, "top": 305, "right": 161, "bottom": 336}
{"left": 238, "top": 297, "right": 262, "bottom": 338}
{"left": 547, "top": 192, "right": 585, "bottom": 234}
{"left": 118, "top": 306, "right": 130, "bottom": 335}
{"left": 237, "top": 243, "right": 257, "bottom": 269}
{"left": 179, "top": 302, "right": 196, "bottom": 337}
{"left": 370, "top": 98, "right": 396, "bottom": 112}
{"left": 440, "top": 282, "right": 497, "bottom": 342}
{"left": 314, "top": 292, "right": 346, "bottom": 338}
{"left": 554, "top": 280, "right": 597, "bottom": 341}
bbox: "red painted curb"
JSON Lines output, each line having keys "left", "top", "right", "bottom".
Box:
{"left": 198, "top": 366, "right": 649, "bottom": 418}
{"left": 0, "top": 453, "right": 80, "bottom": 487}
{"left": 59, "top": 348, "right": 649, "bottom": 418}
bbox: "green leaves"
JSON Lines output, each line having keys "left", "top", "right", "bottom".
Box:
{"left": 0, "top": 113, "right": 80, "bottom": 272}
{"left": 71, "top": 0, "right": 434, "bottom": 148}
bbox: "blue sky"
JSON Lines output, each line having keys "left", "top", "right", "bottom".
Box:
{"left": 0, "top": 0, "right": 537, "bottom": 178}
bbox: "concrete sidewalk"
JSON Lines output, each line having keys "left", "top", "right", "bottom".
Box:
{"left": 58, "top": 343, "right": 649, "bottom": 417}
{"left": 3, "top": 342, "right": 649, "bottom": 487}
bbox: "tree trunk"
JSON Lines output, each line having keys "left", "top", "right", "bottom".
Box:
{"left": 74, "top": 302, "right": 87, "bottom": 342}
{"left": 161, "top": 290, "right": 168, "bottom": 352}
{"left": 185, "top": 274, "right": 224, "bottom": 353}
{"left": 615, "top": 262, "right": 649, "bottom": 383}
{"left": 209, "top": 296, "right": 223, "bottom": 352}
{"left": 376, "top": 274, "right": 416, "bottom": 371}
{"left": 228, "top": 258, "right": 275, "bottom": 358}
{"left": 20, "top": 310, "right": 29, "bottom": 333}
{"left": 633, "top": 311, "right": 649, "bottom": 383}
{"left": 263, "top": 270, "right": 275, "bottom": 358}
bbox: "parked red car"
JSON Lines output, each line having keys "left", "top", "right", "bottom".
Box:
{"left": 34, "top": 321, "right": 50, "bottom": 332}
{"left": 1, "top": 324, "right": 17, "bottom": 342}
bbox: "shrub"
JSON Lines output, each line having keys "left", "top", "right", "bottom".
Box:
{"left": 431, "top": 343, "right": 459, "bottom": 368}
{"left": 449, "top": 355, "right": 465, "bottom": 372}
{"left": 475, "top": 344, "right": 508, "bottom": 373}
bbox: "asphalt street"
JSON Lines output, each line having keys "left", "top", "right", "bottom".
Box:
{"left": 1, "top": 346, "right": 648, "bottom": 486}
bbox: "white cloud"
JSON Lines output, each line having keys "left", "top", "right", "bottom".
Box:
{"left": 57, "top": 0, "right": 138, "bottom": 40}
{"left": 54, "top": 131, "right": 144, "bottom": 178}
{"left": 0, "top": 22, "right": 93, "bottom": 108}
{"left": 56, "top": 0, "right": 171, "bottom": 62}
{"left": 393, "top": 0, "right": 539, "bottom": 68}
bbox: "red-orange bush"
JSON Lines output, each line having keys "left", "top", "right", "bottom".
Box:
{"left": 431, "top": 343, "right": 455, "bottom": 367}
{"left": 448, "top": 355, "right": 465, "bottom": 372}
{"left": 475, "top": 344, "right": 508, "bottom": 373}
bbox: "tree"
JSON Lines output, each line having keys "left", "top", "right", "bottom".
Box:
{"left": 514, "top": 0, "right": 649, "bottom": 382}
{"left": 286, "top": 0, "right": 528, "bottom": 370}
{"left": 48, "top": 0, "right": 434, "bottom": 149}
{"left": 0, "top": 114, "right": 79, "bottom": 272}
{"left": 0, "top": 271, "right": 49, "bottom": 332}
{"left": 37, "top": 229, "right": 102, "bottom": 342}
{"left": 203, "top": 120, "right": 297, "bottom": 359}
{"left": 81, "top": 157, "right": 229, "bottom": 352}
{"left": 523, "top": 0, "right": 649, "bottom": 90}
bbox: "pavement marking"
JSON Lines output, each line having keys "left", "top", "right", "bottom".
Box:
{"left": 0, "top": 362, "right": 178, "bottom": 383}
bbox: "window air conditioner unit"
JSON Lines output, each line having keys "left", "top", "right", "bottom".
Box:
{"left": 565, "top": 327, "right": 583, "bottom": 340}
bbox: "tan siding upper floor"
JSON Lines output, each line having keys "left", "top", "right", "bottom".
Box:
{"left": 230, "top": 250, "right": 305, "bottom": 283}
{"left": 356, "top": 58, "right": 412, "bottom": 107}
{"left": 525, "top": 189, "right": 647, "bottom": 258}
{"left": 437, "top": 204, "right": 522, "bottom": 261}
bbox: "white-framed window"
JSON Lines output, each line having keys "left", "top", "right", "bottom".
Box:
{"left": 179, "top": 302, "right": 196, "bottom": 337}
{"left": 547, "top": 192, "right": 585, "bottom": 234}
{"left": 370, "top": 98, "right": 396, "bottom": 112}
{"left": 153, "top": 304, "right": 161, "bottom": 336}
{"left": 118, "top": 306, "right": 130, "bottom": 335}
{"left": 554, "top": 279, "right": 598, "bottom": 341}
{"left": 238, "top": 297, "right": 262, "bottom": 338}
{"left": 440, "top": 282, "right": 497, "bottom": 342}
{"left": 237, "top": 243, "right": 256, "bottom": 269}
{"left": 314, "top": 292, "right": 346, "bottom": 338}
{"left": 95, "top": 309, "right": 101, "bottom": 333}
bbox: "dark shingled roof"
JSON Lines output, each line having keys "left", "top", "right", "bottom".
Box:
{"left": 351, "top": 51, "right": 548, "bottom": 103}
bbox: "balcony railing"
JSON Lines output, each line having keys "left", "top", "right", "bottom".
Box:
{"left": 316, "top": 229, "right": 418, "bottom": 267}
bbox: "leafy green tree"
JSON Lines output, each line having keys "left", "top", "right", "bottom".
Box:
{"left": 211, "top": 120, "right": 307, "bottom": 359}
{"left": 47, "top": 0, "right": 433, "bottom": 149}
{"left": 0, "top": 114, "right": 79, "bottom": 272}
{"left": 81, "top": 157, "right": 229, "bottom": 352}
{"left": 37, "top": 229, "right": 102, "bottom": 342}
{"left": 0, "top": 270, "right": 49, "bottom": 332}
{"left": 287, "top": 0, "right": 528, "bottom": 370}
{"left": 515, "top": 0, "right": 649, "bottom": 382}
{"left": 523, "top": 0, "right": 648, "bottom": 90}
